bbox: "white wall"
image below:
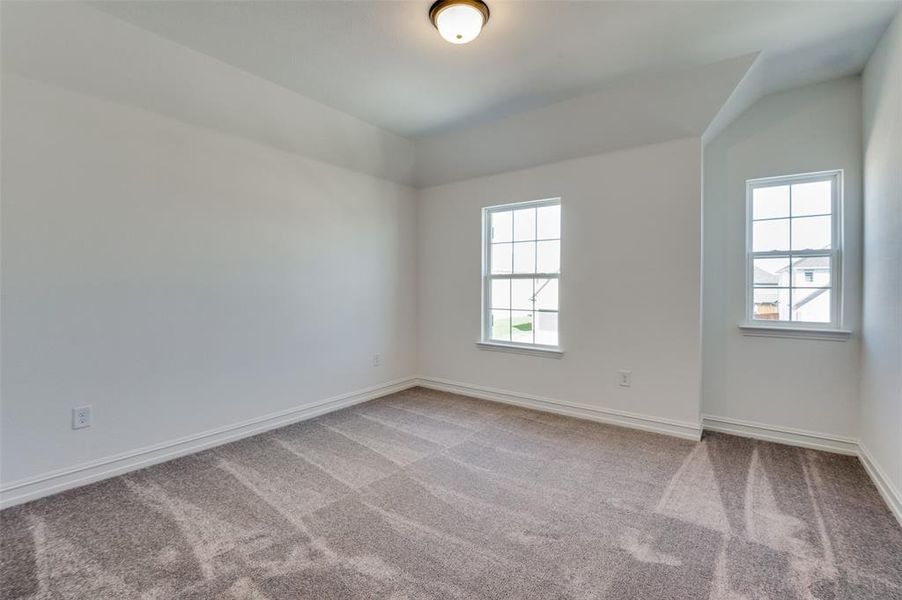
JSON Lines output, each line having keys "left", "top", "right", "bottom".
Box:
{"left": 861, "top": 12, "right": 902, "bottom": 505}
{"left": 417, "top": 138, "right": 703, "bottom": 433}
{"left": 0, "top": 73, "right": 418, "bottom": 486}
{"left": 702, "top": 77, "right": 863, "bottom": 439}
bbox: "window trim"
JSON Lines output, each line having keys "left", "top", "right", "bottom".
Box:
{"left": 743, "top": 170, "right": 845, "bottom": 333}
{"left": 475, "top": 341, "right": 565, "bottom": 357}
{"left": 480, "top": 197, "right": 562, "bottom": 354}
{"left": 738, "top": 323, "right": 851, "bottom": 341}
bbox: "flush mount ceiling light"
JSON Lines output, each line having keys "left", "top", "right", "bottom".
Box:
{"left": 429, "top": 0, "right": 490, "bottom": 45}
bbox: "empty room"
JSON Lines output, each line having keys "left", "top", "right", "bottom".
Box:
{"left": 2, "top": 1, "right": 901, "bottom": 598}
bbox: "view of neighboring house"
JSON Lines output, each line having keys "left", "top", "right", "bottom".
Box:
{"left": 753, "top": 255, "right": 831, "bottom": 322}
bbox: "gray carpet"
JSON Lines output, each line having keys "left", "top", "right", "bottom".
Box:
{"left": 2, "top": 387, "right": 900, "bottom": 599}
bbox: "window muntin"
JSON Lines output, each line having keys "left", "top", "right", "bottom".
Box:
{"left": 483, "top": 199, "right": 560, "bottom": 348}
{"left": 746, "top": 171, "right": 841, "bottom": 327}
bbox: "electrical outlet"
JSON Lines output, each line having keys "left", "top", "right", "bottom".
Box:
{"left": 618, "top": 370, "right": 632, "bottom": 387}
{"left": 72, "top": 405, "right": 92, "bottom": 429}
{"left": 372, "top": 354, "right": 381, "bottom": 367}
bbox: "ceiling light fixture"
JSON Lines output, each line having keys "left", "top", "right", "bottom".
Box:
{"left": 429, "top": 0, "right": 490, "bottom": 45}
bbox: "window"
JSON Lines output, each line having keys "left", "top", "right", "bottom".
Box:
{"left": 482, "top": 198, "right": 560, "bottom": 349}
{"left": 746, "top": 171, "right": 841, "bottom": 328}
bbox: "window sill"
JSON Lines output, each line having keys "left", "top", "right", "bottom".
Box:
{"left": 476, "top": 341, "right": 564, "bottom": 358}
{"left": 738, "top": 323, "right": 852, "bottom": 341}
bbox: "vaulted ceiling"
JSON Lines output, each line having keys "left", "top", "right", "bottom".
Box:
{"left": 4, "top": 1, "right": 899, "bottom": 185}
{"left": 93, "top": 1, "right": 900, "bottom": 137}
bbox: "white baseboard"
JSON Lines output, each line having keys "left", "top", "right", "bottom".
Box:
{"left": 4, "top": 376, "right": 899, "bottom": 529}
{"left": 702, "top": 414, "right": 900, "bottom": 526}
{"left": 414, "top": 384, "right": 899, "bottom": 523}
{"left": 701, "top": 414, "right": 859, "bottom": 455}
{"left": 0, "top": 377, "right": 418, "bottom": 510}
{"left": 858, "top": 443, "right": 902, "bottom": 527}
{"left": 415, "top": 376, "right": 703, "bottom": 441}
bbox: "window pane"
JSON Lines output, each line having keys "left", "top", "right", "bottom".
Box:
{"left": 491, "top": 309, "right": 511, "bottom": 341}
{"left": 792, "top": 215, "right": 831, "bottom": 251}
{"left": 536, "top": 240, "right": 560, "bottom": 274}
{"left": 491, "top": 279, "right": 510, "bottom": 309}
{"left": 793, "top": 288, "right": 831, "bottom": 323}
{"left": 513, "top": 241, "right": 536, "bottom": 274}
{"left": 753, "top": 219, "right": 790, "bottom": 252}
{"left": 535, "top": 312, "right": 558, "bottom": 346}
{"left": 510, "top": 311, "right": 534, "bottom": 343}
{"left": 485, "top": 201, "right": 562, "bottom": 349}
{"left": 534, "top": 278, "right": 558, "bottom": 311}
{"left": 491, "top": 243, "right": 512, "bottom": 274}
{"left": 791, "top": 180, "right": 831, "bottom": 217}
{"left": 511, "top": 279, "right": 534, "bottom": 310}
{"left": 514, "top": 208, "right": 536, "bottom": 241}
{"left": 791, "top": 256, "right": 831, "bottom": 287}
{"left": 753, "top": 185, "right": 789, "bottom": 220}
{"left": 537, "top": 204, "right": 560, "bottom": 239}
{"left": 753, "top": 257, "right": 790, "bottom": 286}
{"left": 491, "top": 210, "right": 513, "bottom": 243}
{"left": 753, "top": 288, "right": 789, "bottom": 321}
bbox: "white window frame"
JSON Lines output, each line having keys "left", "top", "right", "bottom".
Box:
{"left": 742, "top": 170, "right": 849, "bottom": 338}
{"left": 479, "top": 198, "right": 563, "bottom": 357}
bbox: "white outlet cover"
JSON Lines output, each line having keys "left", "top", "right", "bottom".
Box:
{"left": 72, "top": 405, "right": 93, "bottom": 429}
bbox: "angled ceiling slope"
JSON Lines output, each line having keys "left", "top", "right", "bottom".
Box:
{"left": 704, "top": 12, "right": 899, "bottom": 142}
{"left": 92, "top": 0, "right": 900, "bottom": 138}
{"left": 1, "top": 1, "right": 417, "bottom": 186}
{"left": 415, "top": 54, "right": 758, "bottom": 186}
{"left": 3, "top": 2, "right": 899, "bottom": 187}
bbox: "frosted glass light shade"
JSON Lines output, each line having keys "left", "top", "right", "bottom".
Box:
{"left": 430, "top": 0, "right": 489, "bottom": 45}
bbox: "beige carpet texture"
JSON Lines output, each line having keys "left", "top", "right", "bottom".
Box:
{"left": 1, "top": 387, "right": 900, "bottom": 599}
